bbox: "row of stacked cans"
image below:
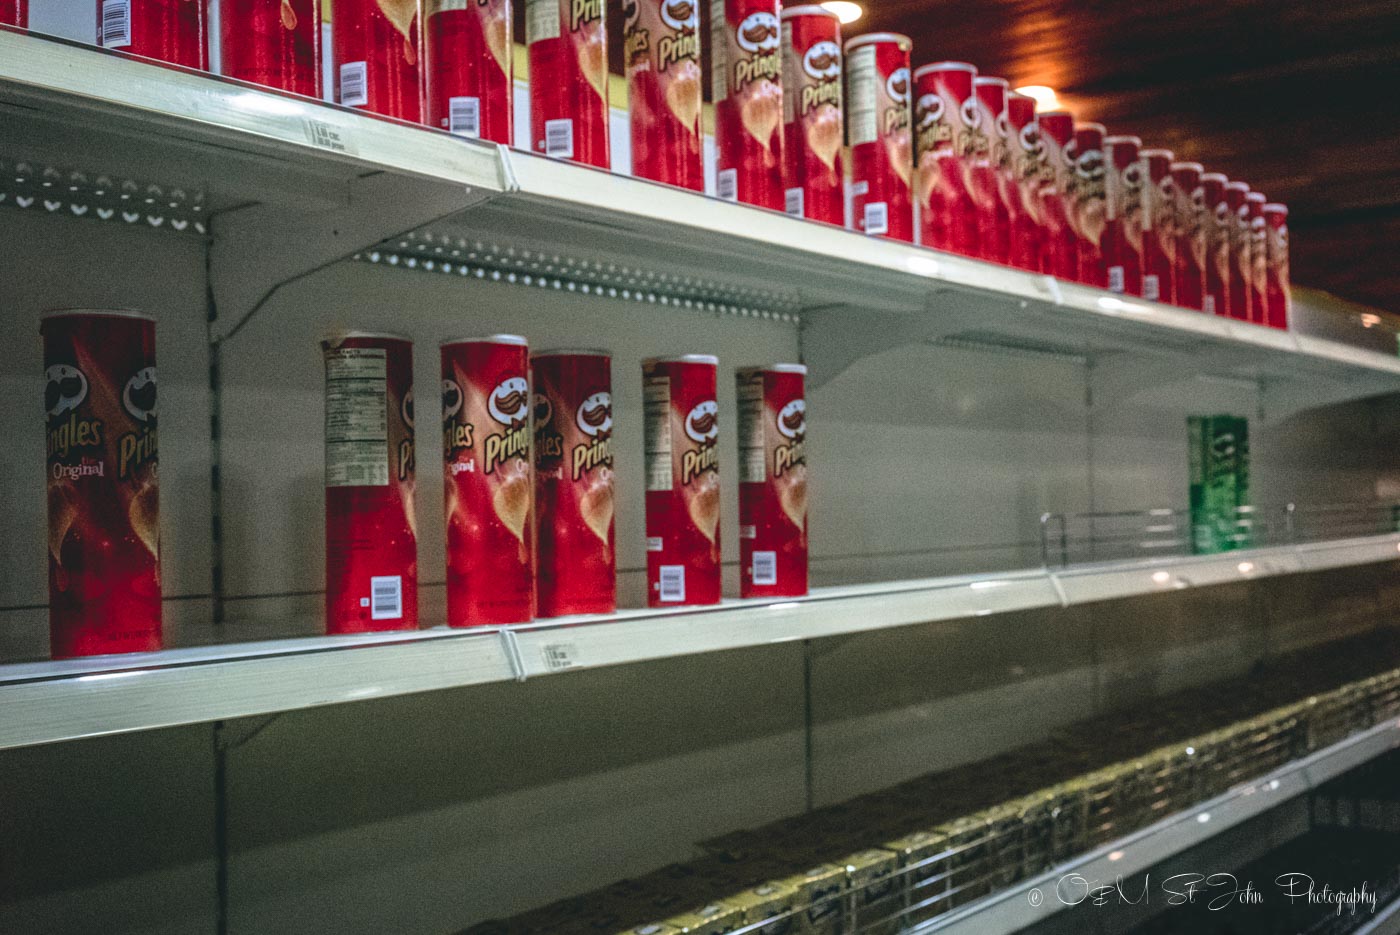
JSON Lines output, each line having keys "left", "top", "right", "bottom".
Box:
{"left": 37, "top": 313, "right": 808, "bottom": 658}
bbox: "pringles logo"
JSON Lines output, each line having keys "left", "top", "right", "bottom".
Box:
{"left": 681, "top": 399, "right": 718, "bottom": 485}
{"left": 398, "top": 388, "right": 415, "bottom": 481}
{"left": 622, "top": 0, "right": 648, "bottom": 66}
{"left": 916, "top": 94, "right": 950, "bottom": 154}
{"left": 572, "top": 391, "right": 613, "bottom": 480}
{"left": 800, "top": 42, "right": 842, "bottom": 115}
{"left": 733, "top": 12, "right": 780, "bottom": 89}
{"left": 774, "top": 398, "right": 806, "bottom": 477}
{"left": 883, "top": 67, "right": 910, "bottom": 136}
{"left": 959, "top": 96, "right": 984, "bottom": 159}
{"left": 657, "top": 0, "right": 699, "bottom": 72}
{"left": 118, "top": 366, "right": 158, "bottom": 480}
{"left": 484, "top": 376, "right": 530, "bottom": 474}
{"left": 441, "top": 378, "right": 475, "bottom": 470}
{"left": 570, "top": 0, "right": 602, "bottom": 30}
{"left": 45, "top": 364, "right": 103, "bottom": 461}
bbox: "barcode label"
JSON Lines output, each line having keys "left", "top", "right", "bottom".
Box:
{"left": 544, "top": 118, "right": 574, "bottom": 158}
{"left": 449, "top": 97, "right": 481, "bottom": 137}
{"left": 717, "top": 168, "right": 738, "bottom": 202}
{"left": 863, "top": 201, "right": 888, "bottom": 235}
{"left": 659, "top": 565, "right": 686, "bottom": 602}
{"left": 647, "top": 536, "right": 664, "bottom": 552}
{"left": 1108, "top": 266, "right": 1125, "bottom": 293}
{"left": 339, "top": 62, "right": 368, "bottom": 107}
{"left": 785, "top": 187, "right": 804, "bottom": 218}
{"left": 1143, "top": 274, "right": 1160, "bottom": 301}
{"left": 542, "top": 642, "right": 578, "bottom": 671}
{"left": 752, "top": 551, "right": 777, "bottom": 586}
{"left": 740, "top": 524, "right": 756, "bottom": 539}
{"left": 370, "top": 576, "right": 402, "bottom": 620}
{"left": 100, "top": 0, "right": 131, "bottom": 48}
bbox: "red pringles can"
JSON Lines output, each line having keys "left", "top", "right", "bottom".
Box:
{"left": 1170, "top": 161, "right": 1205, "bottom": 310}
{"left": 643, "top": 355, "right": 720, "bottom": 607}
{"left": 971, "top": 76, "right": 1011, "bottom": 264}
{"left": 526, "top": 0, "right": 608, "bottom": 165}
{"left": 736, "top": 365, "right": 807, "bottom": 599}
{"left": 442, "top": 335, "right": 535, "bottom": 625}
{"left": 220, "top": 0, "right": 321, "bottom": 96}
{"left": 322, "top": 333, "right": 417, "bottom": 634}
{"left": 533, "top": 350, "right": 616, "bottom": 617}
{"left": 334, "top": 0, "right": 422, "bottom": 120}
{"left": 426, "top": 0, "right": 513, "bottom": 141}
{"left": 713, "top": 0, "right": 784, "bottom": 208}
{"left": 1070, "top": 122, "right": 1107, "bottom": 287}
{"left": 1138, "top": 148, "right": 1175, "bottom": 304}
{"left": 625, "top": 0, "right": 704, "bottom": 190}
{"left": 913, "top": 62, "right": 977, "bottom": 255}
{"left": 1037, "top": 110, "right": 1076, "bottom": 279}
{"left": 844, "top": 32, "right": 913, "bottom": 241}
{"left": 1223, "top": 180, "right": 1250, "bottom": 320}
{"left": 1200, "top": 172, "right": 1229, "bottom": 315}
{"left": 779, "top": 5, "right": 843, "bottom": 223}
{"left": 1103, "top": 135, "right": 1142, "bottom": 295}
{"left": 96, "top": 0, "right": 207, "bottom": 69}
{"left": 1263, "top": 203, "right": 1290, "bottom": 330}
{"left": 41, "top": 310, "right": 161, "bottom": 659}
{"left": 1245, "top": 191, "right": 1267, "bottom": 324}
{"left": 1005, "top": 91, "right": 1042, "bottom": 272}
{"left": 2, "top": 1, "right": 27, "bottom": 27}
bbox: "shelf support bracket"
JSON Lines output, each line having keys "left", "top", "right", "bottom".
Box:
{"left": 802, "top": 292, "right": 983, "bottom": 388}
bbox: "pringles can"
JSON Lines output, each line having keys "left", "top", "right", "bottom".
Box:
{"left": 1246, "top": 191, "right": 1267, "bottom": 324}
{"left": 97, "top": 0, "right": 207, "bottom": 69}
{"left": 322, "top": 333, "right": 417, "bottom": 634}
{"left": 1223, "top": 180, "right": 1250, "bottom": 320}
{"left": 643, "top": 355, "right": 720, "bottom": 607}
{"left": 1071, "top": 122, "right": 1107, "bottom": 287}
{"left": 912, "top": 62, "right": 977, "bottom": 255}
{"left": 971, "top": 76, "right": 1011, "bottom": 265}
{"left": 1103, "top": 135, "right": 1142, "bottom": 295}
{"left": 3, "top": 0, "right": 27, "bottom": 27}
{"left": 1139, "top": 149, "right": 1175, "bottom": 304}
{"left": 333, "top": 0, "right": 422, "bottom": 121}
{"left": 779, "top": 5, "right": 843, "bottom": 223}
{"left": 1037, "top": 110, "right": 1076, "bottom": 278}
{"left": 526, "top": 0, "right": 608, "bottom": 166}
{"left": 1170, "top": 161, "right": 1205, "bottom": 310}
{"left": 1006, "top": 91, "right": 1042, "bottom": 272}
{"left": 1200, "top": 173, "right": 1230, "bottom": 315}
{"left": 533, "top": 350, "right": 616, "bottom": 617}
{"left": 844, "top": 32, "right": 913, "bottom": 241}
{"left": 426, "top": 0, "right": 513, "bottom": 142}
{"left": 736, "top": 365, "right": 807, "bottom": 599}
{"left": 442, "top": 335, "right": 535, "bottom": 625}
{"left": 220, "top": 0, "right": 322, "bottom": 96}
{"left": 41, "top": 310, "right": 161, "bottom": 659}
{"left": 1263, "top": 203, "right": 1290, "bottom": 330}
{"left": 625, "top": 0, "right": 704, "bottom": 190}
{"left": 713, "top": 0, "right": 784, "bottom": 208}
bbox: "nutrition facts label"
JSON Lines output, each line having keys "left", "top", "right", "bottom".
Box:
{"left": 324, "top": 348, "right": 389, "bottom": 488}
{"left": 526, "top": 0, "right": 560, "bottom": 43}
{"left": 737, "top": 377, "right": 767, "bottom": 483}
{"left": 644, "top": 376, "right": 673, "bottom": 492}
{"left": 781, "top": 22, "right": 796, "bottom": 124}
{"left": 846, "top": 45, "right": 878, "bottom": 146}
{"left": 709, "top": 0, "right": 728, "bottom": 101}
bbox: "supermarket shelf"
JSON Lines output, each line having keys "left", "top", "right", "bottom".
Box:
{"left": 917, "top": 717, "right": 1400, "bottom": 935}
{"left": 3, "top": 31, "right": 1400, "bottom": 410}
{"left": 2, "top": 533, "right": 1398, "bottom": 752}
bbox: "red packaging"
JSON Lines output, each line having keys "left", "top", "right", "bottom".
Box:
{"left": 526, "top": 0, "right": 608, "bottom": 165}
{"left": 1005, "top": 92, "right": 1042, "bottom": 272}
{"left": 1070, "top": 122, "right": 1107, "bottom": 287}
{"left": 1245, "top": 192, "right": 1267, "bottom": 325}
{"left": 1170, "top": 162, "right": 1205, "bottom": 310}
{"left": 532, "top": 351, "right": 616, "bottom": 617}
{"left": 41, "top": 310, "right": 161, "bottom": 659}
{"left": 736, "top": 365, "right": 807, "bottom": 599}
{"left": 1103, "top": 135, "right": 1142, "bottom": 295}
{"left": 333, "top": 0, "right": 422, "bottom": 121}
{"left": 712, "top": 0, "right": 784, "bottom": 208}
{"left": 426, "top": 0, "right": 512, "bottom": 142}
{"left": 1200, "top": 172, "right": 1229, "bottom": 316}
{"left": 971, "top": 76, "right": 1011, "bottom": 264}
{"left": 2, "top": 1, "right": 27, "bottom": 27}
{"left": 1223, "top": 180, "right": 1250, "bottom": 320}
{"left": 442, "top": 335, "right": 535, "bottom": 626}
{"left": 1263, "top": 203, "right": 1290, "bottom": 330}
{"left": 779, "top": 5, "right": 843, "bottom": 223}
{"left": 322, "top": 333, "right": 417, "bottom": 634}
{"left": 644, "top": 355, "right": 720, "bottom": 607}
{"left": 1138, "top": 149, "right": 1175, "bottom": 304}
{"left": 1037, "top": 110, "right": 1076, "bottom": 278}
{"left": 912, "top": 62, "right": 977, "bottom": 255}
{"left": 220, "top": 0, "right": 321, "bottom": 97}
{"left": 96, "top": 0, "right": 207, "bottom": 69}
{"left": 845, "top": 32, "right": 913, "bottom": 241}
{"left": 625, "top": 0, "right": 704, "bottom": 190}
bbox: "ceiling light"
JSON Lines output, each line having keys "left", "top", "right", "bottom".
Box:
{"left": 820, "top": 2, "right": 863, "bottom": 24}
{"left": 1015, "top": 85, "right": 1061, "bottom": 112}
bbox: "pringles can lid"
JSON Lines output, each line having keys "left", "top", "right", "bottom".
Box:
{"left": 42, "top": 307, "right": 153, "bottom": 322}
{"left": 644, "top": 354, "right": 719, "bottom": 366}
{"left": 441, "top": 333, "right": 529, "bottom": 347}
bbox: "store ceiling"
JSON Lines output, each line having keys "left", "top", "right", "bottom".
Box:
{"left": 586, "top": 0, "right": 1400, "bottom": 313}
